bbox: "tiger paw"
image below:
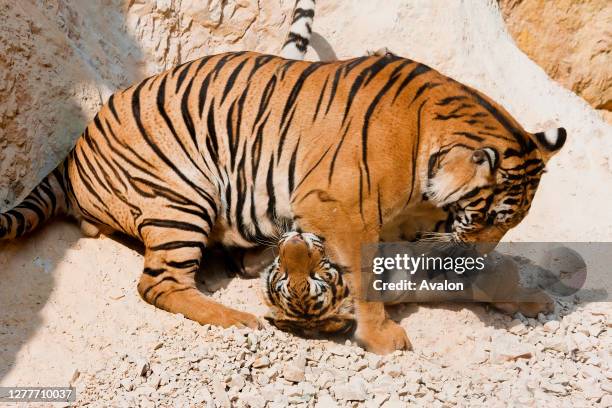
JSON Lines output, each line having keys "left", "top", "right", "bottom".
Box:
{"left": 222, "top": 310, "right": 263, "bottom": 329}
{"left": 355, "top": 318, "right": 412, "bottom": 354}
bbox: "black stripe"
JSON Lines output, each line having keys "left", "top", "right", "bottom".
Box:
{"left": 280, "top": 62, "right": 325, "bottom": 130}
{"left": 288, "top": 139, "right": 300, "bottom": 194}
{"left": 478, "top": 130, "right": 515, "bottom": 143}
{"left": 292, "top": 7, "right": 315, "bottom": 21}
{"left": 16, "top": 201, "right": 45, "bottom": 223}
{"left": 152, "top": 286, "right": 196, "bottom": 304}
{"left": 72, "top": 149, "right": 106, "bottom": 205}
{"left": 462, "top": 85, "right": 528, "bottom": 150}
{"left": 7, "top": 210, "right": 25, "bottom": 237}
{"left": 79, "top": 146, "right": 113, "bottom": 195}
{"left": 38, "top": 181, "right": 57, "bottom": 215}
{"left": 138, "top": 219, "right": 209, "bottom": 236}
{"left": 175, "top": 61, "right": 194, "bottom": 93}
{"left": 436, "top": 95, "right": 467, "bottom": 106}
{"left": 82, "top": 130, "right": 127, "bottom": 193}
{"left": 166, "top": 259, "right": 200, "bottom": 269}
{"left": 325, "top": 65, "right": 344, "bottom": 114}
{"left": 534, "top": 128, "right": 566, "bottom": 151}
{"left": 313, "top": 75, "right": 329, "bottom": 122}
{"left": 393, "top": 64, "right": 430, "bottom": 102}
{"left": 295, "top": 145, "right": 332, "bottom": 192}
{"left": 361, "top": 72, "right": 403, "bottom": 193}
{"left": 150, "top": 240, "right": 206, "bottom": 253}
{"left": 251, "top": 114, "right": 268, "bottom": 177}
{"left": 266, "top": 155, "right": 276, "bottom": 221}
{"left": 247, "top": 55, "right": 275, "bottom": 82}
{"left": 133, "top": 76, "right": 217, "bottom": 211}
{"left": 181, "top": 77, "right": 198, "bottom": 149}
{"left": 206, "top": 99, "right": 219, "bottom": 162}
{"left": 358, "top": 168, "right": 364, "bottom": 220}
{"left": 157, "top": 75, "right": 209, "bottom": 181}
{"left": 99, "top": 119, "right": 158, "bottom": 175}
{"left": 411, "top": 82, "right": 440, "bottom": 104}
{"left": 252, "top": 75, "right": 277, "bottom": 132}
{"left": 407, "top": 101, "right": 427, "bottom": 205}
{"left": 276, "top": 108, "right": 297, "bottom": 162}
{"left": 107, "top": 94, "right": 121, "bottom": 123}
{"left": 234, "top": 153, "right": 252, "bottom": 241}
{"left": 143, "top": 268, "right": 166, "bottom": 277}
{"left": 211, "top": 53, "right": 240, "bottom": 80}
{"left": 342, "top": 57, "right": 369, "bottom": 77}
{"left": 52, "top": 168, "right": 70, "bottom": 210}
{"left": 233, "top": 83, "right": 250, "bottom": 172}
{"left": 198, "top": 71, "right": 213, "bottom": 117}
{"left": 283, "top": 32, "right": 309, "bottom": 52}
{"left": 249, "top": 190, "right": 264, "bottom": 239}
{"left": 453, "top": 131, "right": 484, "bottom": 142}
{"left": 343, "top": 57, "right": 394, "bottom": 125}
{"left": 226, "top": 101, "right": 238, "bottom": 170}
{"left": 221, "top": 58, "right": 249, "bottom": 105}
{"left": 142, "top": 276, "right": 181, "bottom": 300}
{"left": 328, "top": 121, "right": 351, "bottom": 184}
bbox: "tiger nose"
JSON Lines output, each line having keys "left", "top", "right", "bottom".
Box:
{"left": 280, "top": 235, "right": 309, "bottom": 263}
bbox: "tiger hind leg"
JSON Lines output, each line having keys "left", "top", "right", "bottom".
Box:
{"left": 138, "top": 232, "right": 260, "bottom": 329}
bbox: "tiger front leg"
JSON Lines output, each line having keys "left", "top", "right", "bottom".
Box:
{"left": 338, "top": 239, "right": 412, "bottom": 354}
{"left": 293, "top": 198, "right": 411, "bottom": 354}
{"left": 138, "top": 237, "right": 260, "bottom": 329}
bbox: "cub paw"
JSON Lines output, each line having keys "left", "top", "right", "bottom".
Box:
{"left": 492, "top": 292, "right": 554, "bottom": 318}
{"left": 355, "top": 319, "right": 412, "bottom": 355}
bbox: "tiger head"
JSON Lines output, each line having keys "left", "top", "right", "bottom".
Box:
{"left": 261, "top": 231, "right": 354, "bottom": 337}
{"left": 419, "top": 88, "right": 567, "bottom": 248}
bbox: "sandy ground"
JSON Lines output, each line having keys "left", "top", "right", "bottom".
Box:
{"left": 0, "top": 216, "right": 611, "bottom": 407}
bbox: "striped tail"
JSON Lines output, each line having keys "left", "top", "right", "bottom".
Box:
{"left": 0, "top": 161, "right": 71, "bottom": 240}
{"left": 280, "top": 0, "right": 316, "bottom": 60}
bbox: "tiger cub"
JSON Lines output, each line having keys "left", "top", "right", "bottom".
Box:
{"left": 261, "top": 232, "right": 554, "bottom": 340}
{"left": 261, "top": 231, "right": 354, "bottom": 337}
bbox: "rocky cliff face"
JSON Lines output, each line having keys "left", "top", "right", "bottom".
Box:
{"left": 499, "top": 0, "right": 611, "bottom": 120}
{"left": 0, "top": 0, "right": 294, "bottom": 208}
{"left": 0, "top": 1, "right": 611, "bottom": 243}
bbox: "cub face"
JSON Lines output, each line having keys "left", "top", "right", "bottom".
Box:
{"left": 261, "top": 232, "right": 354, "bottom": 337}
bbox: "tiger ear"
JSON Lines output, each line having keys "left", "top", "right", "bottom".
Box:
{"left": 471, "top": 147, "right": 498, "bottom": 171}
{"left": 426, "top": 146, "right": 495, "bottom": 205}
{"left": 531, "top": 127, "right": 567, "bottom": 162}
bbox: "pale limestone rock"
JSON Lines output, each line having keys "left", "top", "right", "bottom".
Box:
{"left": 499, "top": 0, "right": 611, "bottom": 116}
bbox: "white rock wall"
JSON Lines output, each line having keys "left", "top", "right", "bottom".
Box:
{"left": 0, "top": 0, "right": 294, "bottom": 209}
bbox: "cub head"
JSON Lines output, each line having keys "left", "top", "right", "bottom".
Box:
{"left": 423, "top": 89, "right": 567, "bottom": 246}
{"left": 261, "top": 231, "right": 354, "bottom": 337}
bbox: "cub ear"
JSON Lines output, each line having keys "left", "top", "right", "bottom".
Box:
{"left": 531, "top": 127, "right": 566, "bottom": 162}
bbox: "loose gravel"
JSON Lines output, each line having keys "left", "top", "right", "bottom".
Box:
{"left": 75, "top": 297, "right": 611, "bottom": 407}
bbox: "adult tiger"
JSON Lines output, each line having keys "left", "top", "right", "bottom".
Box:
{"left": 0, "top": 48, "right": 565, "bottom": 353}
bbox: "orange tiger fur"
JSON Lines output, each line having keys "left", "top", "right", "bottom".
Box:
{"left": 0, "top": 51, "right": 565, "bottom": 353}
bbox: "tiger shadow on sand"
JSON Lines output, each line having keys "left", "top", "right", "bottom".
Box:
{"left": 0, "top": 3, "right": 147, "bottom": 383}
